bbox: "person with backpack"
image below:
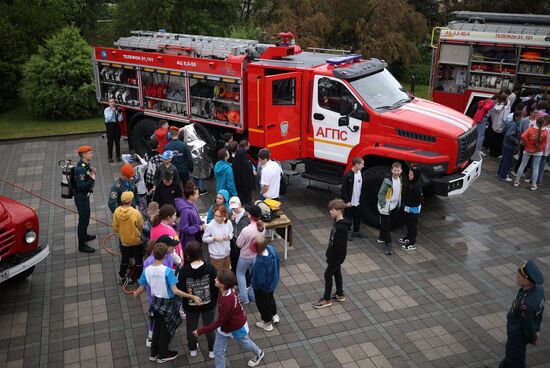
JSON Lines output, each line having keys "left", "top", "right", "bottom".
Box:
{"left": 152, "top": 171, "right": 182, "bottom": 209}
{"left": 74, "top": 145, "right": 96, "bottom": 253}
{"left": 377, "top": 162, "right": 403, "bottom": 255}
{"left": 108, "top": 164, "right": 137, "bottom": 213}
{"left": 514, "top": 117, "right": 549, "bottom": 191}
{"left": 165, "top": 127, "right": 194, "bottom": 184}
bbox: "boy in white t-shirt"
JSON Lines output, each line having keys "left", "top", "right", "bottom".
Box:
{"left": 258, "top": 148, "right": 282, "bottom": 200}
{"left": 135, "top": 243, "right": 202, "bottom": 363}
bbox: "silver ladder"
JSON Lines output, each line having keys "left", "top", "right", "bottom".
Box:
{"left": 115, "top": 30, "right": 265, "bottom": 59}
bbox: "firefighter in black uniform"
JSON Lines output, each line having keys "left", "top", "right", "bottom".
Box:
{"left": 74, "top": 146, "right": 96, "bottom": 253}
{"left": 500, "top": 260, "right": 545, "bottom": 368}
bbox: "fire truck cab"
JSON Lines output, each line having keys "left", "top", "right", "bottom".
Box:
{"left": 94, "top": 31, "right": 481, "bottom": 227}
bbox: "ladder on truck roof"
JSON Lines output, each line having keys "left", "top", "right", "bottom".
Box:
{"left": 114, "top": 30, "right": 265, "bottom": 59}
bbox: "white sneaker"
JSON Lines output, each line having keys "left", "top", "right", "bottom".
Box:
{"left": 209, "top": 351, "right": 215, "bottom": 359}
{"left": 190, "top": 350, "right": 198, "bottom": 357}
{"left": 272, "top": 314, "right": 280, "bottom": 323}
{"left": 256, "top": 320, "right": 274, "bottom": 331}
{"left": 480, "top": 151, "right": 487, "bottom": 157}
{"left": 499, "top": 176, "right": 513, "bottom": 182}
{"left": 179, "top": 309, "right": 186, "bottom": 319}
{"left": 146, "top": 337, "right": 152, "bottom": 348}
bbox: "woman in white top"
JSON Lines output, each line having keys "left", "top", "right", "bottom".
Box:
{"left": 203, "top": 205, "right": 233, "bottom": 271}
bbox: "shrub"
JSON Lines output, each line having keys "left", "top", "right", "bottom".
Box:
{"left": 20, "top": 27, "right": 97, "bottom": 119}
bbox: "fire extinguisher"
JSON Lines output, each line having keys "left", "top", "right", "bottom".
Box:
{"left": 58, "top": 160, "right": 75, "bottom": 199}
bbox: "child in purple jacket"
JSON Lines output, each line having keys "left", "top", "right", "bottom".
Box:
{"left": 175, "top": 182, "right": 206, "bottom": 251}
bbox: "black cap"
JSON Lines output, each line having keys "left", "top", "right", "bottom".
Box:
{"left": 163, "top": 170, "right": 174, "bottom": 180}
{"left": 156, "top": 234, "right": 179, "bottom": 247}
{"left": 520, "top": 260, "right": 544, "bottom": 285}
{"left": 244, "top": 204, "right": 262, "bottom": 219}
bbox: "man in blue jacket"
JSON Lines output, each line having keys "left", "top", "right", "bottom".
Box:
{"left": 165, "top": 126, "right": 194, "bottom": 184}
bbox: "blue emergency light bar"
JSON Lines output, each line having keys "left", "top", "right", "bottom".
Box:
{"left": 326, "top": 54, "right": 362, "bottom": 65}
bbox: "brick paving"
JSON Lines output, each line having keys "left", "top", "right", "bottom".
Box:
{"left": 1, "top": 133, "right": 550, "bottom": 367}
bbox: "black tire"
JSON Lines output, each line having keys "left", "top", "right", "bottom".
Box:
{"left": 9, "top": 266, "right": 35, "bottom": 282}
{"left": 361, "top": 166, "right": 405, "bottom": 230}
{"left": 130, "top": 118, "right": 159, "bottom": 156}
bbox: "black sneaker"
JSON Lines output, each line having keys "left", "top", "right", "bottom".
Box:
{"left": 331, "top": 294, "right": 346, "bottom": 302}
{"left": 199, "top": 189, "right": 208, "bottom": 196}
{"left": 248, "top": 350, "right": 265, "bottom": 367}
{"left": 376, "top": 237, "right": 385, "bottom": 243}
{"left": 108, "top": 158, "right": 114, "bottom": 163}
{"left": 398, "top": 237, "right": 409, "bottom": 244}
{"left": 157, "top": 350, "right": 179, "bottom": 363}
{"left": 118, "top": 277, "right": 126, "bottom": 286}
{"left": 116, "top": 156, "right": 122, "bottom": 162}
{"left": 402, "top": 244, "right": 416, "bottom": 250}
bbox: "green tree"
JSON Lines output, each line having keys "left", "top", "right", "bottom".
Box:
{"left": 0, "top": 1, "right": 65, "bottom": 111}
{"left": 115, "top": 0, "right": 242, "bottom": 37}
{"left": 20, "top": 27, "right": 97, "bottom": 119}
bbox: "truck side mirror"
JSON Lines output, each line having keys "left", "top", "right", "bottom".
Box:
{"left": 355, "top": 109, "right": 370, "bottom": 122}
{"left": 338, "top": 116, "right": 350, "bottom": 127}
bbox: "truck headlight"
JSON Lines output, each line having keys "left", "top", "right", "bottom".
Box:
{"left": 25, "top": 230, "right": 37, "bottom": 244}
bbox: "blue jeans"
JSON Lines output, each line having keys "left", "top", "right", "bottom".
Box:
{"left": 515, "top": 152, "right": 542, "bottom": 185}
{"left": 213, "top": 329, "right": 261, "bottom": 368}
{"left": 237, "top": 257, "right": 256, "bottom": 303}
{"left": 498, "top": 145, "right": 515, "bottom": 179}
{"left": 537, "top": 156, "right": 548, "bottom": 185}
{"left": 475, "top": 117, "right": 487, "bottom": 152}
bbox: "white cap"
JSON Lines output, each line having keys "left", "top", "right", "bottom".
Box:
{"left": 228, "top": 196, "right": 241, "bottom": 209}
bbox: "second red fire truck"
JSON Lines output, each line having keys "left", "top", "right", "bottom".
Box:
{"left": 93, "top": 31, "right": 481, "bottom": 226}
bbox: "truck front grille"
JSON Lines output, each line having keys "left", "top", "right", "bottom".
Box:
{"left": 0, "top": 227, "right": 16, "bottom": 258}
{"left": 457, "top": 127, "right": 477, "bottom": 165}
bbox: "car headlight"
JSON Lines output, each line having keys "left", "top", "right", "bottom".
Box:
{"left": 25, "top": 231, "right": 37, "bottom": 244}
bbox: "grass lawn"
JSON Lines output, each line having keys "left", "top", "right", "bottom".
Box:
{"left": 0, "top": 106, "right": 104, "bottom": 140}
{"left": 401, "top": 82, "right": 431, "bottom": 100}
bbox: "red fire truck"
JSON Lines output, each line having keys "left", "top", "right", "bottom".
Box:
{"left": 0, "top": 196, "right": 49, "bottom": 283}
{"left": 431, "top": 11, "right": 550, "bottom": 116}
{"left": 93, "top": 31, "right": 481, "bottom": 226}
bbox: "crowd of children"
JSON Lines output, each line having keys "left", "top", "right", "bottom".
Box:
{"left": 105, "top": 124, "right": 287, "bottom": 366}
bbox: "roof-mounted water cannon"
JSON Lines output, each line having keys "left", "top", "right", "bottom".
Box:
{"left": 259, "top": 31, "right": 302, "bottom": 60}
{"left": 276, "top": 32, "right": 296, "bottom": 46}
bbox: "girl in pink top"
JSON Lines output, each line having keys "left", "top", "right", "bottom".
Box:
{"left": 235, "top": 205, "right": 265, "bottom": 304}
{"left": 150, "top": 204, "right": 183, "bottom": 264}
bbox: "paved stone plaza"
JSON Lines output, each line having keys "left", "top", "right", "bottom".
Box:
{"left": 1, "top": 133, "right": 549, "bottom": 368}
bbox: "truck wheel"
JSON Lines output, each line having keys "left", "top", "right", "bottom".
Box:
{"left": 361, "top": 166, "right": 405, "bottom": 230}
{"left": 130, "top": 118, "right": 158, "bottom": 156}
{"left": 9, "top": 266, "right": 35, "bottom": 282}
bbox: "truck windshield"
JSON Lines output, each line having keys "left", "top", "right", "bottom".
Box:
{"left": 349, "top": 69, "right": 411, "bottom": 111}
